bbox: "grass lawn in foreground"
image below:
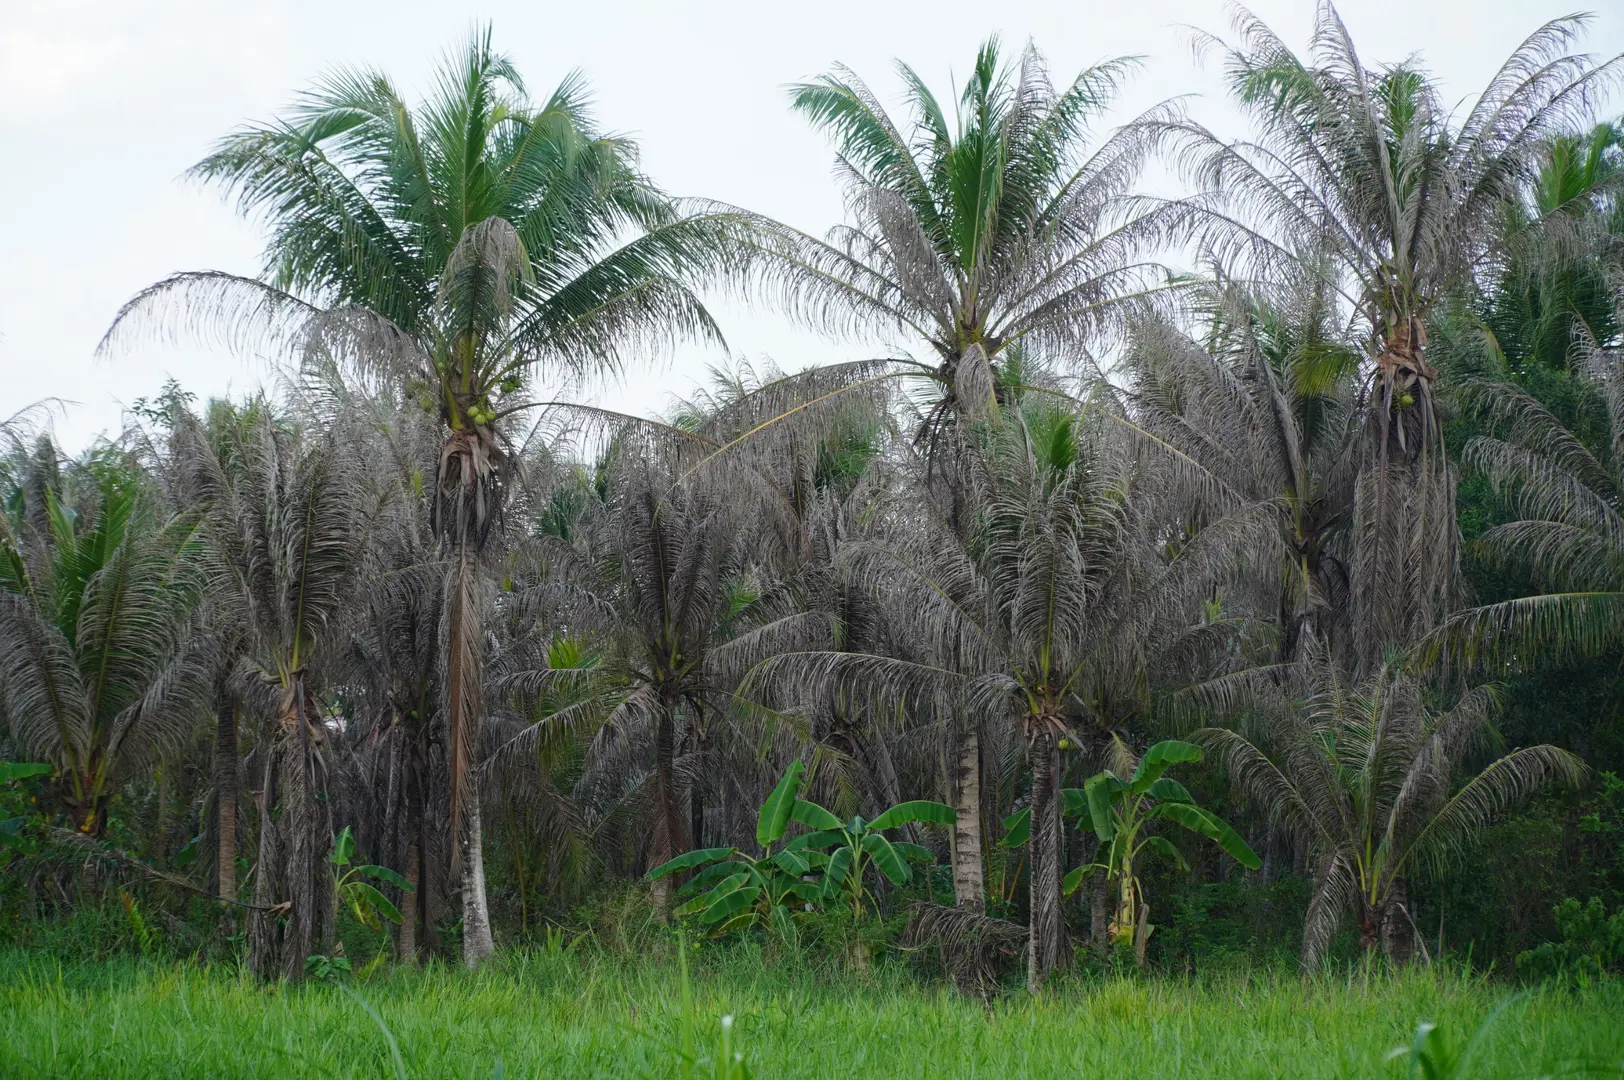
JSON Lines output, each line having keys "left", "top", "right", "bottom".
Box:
{"left": 2, "top": 948, "right": 1620, "bottom": 1078}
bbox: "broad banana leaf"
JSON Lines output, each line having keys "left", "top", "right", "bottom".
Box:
{"left": 1062, "top": 862, "right": 1104, "bottom": 897}
{"left": 344, "top": 881, "right": 403, "bottom": 926}
{"left": 758, "top": 762, "right": 805, "bottom": 848}
{"left": 1146, "top": 802, "right": 1260, "bottom": 868}
{"left": 790, "top": 799, "right": 843, "bottom": 831}
{"left": 868, "top": 800, "right": 955, "bottom": 830}
{"left": 773, "top": 849, "right": 810, "bottom": 876}
{"left": 357, "top": 863, "right": 415, "bottom": 892}
{"left": 1084, "top": 773, "right": 1117, "bottom": 842}
{"left": 647, "top": 847, "right": 735, "bottom": 881}
{"left": 1130, "top": 740, "right": 1203, "bottom": 792}
{"left": 1142, "top": 834, "right": 1189, "bottom": 871}
{"left": 1001, "top": 806, "right": 1030, "bottom": 847}
{"left": 678, "top": 859, "right": 747, "bottom": 898}
{"left": 1145, "top": 778, "right": 1193, "bottom": 804}
{"left": 862, "top": 832, "right": 911, "bottom": 884}
{"left": 699, "top": 882, "right": 761, "bottom": 924}
{"left": 891, "top": 841, "right": 934, "bottom": 862}
{"left": 787, "top": 830, "right": 843, "bottom": 853}
{"left": 675, "top": 871, "right": 750, "bottom": 918}
{"left": 822, "top": 846, "right": 853, "bottom": 896}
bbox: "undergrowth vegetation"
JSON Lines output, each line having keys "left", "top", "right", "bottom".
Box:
{"left": 3, "top": 946, "right": 1620, "bottom": 1079}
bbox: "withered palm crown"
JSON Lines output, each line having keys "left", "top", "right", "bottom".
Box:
{"left": 1155, "top": 4, "right": 1622, "bottom": 667}
{"left": 1124, "top": 278, "right": 1362, "bottom": 666}
{"left": 1197, "top": 648, "right": 1585, "bottom": 969}
{"left": 169, "top": 399, "right": 372, "bottom": 979}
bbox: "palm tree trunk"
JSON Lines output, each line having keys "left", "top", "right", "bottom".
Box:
{"left": 447, "top": 546, "right": 493, "bottom": 967}
{"left": 1089, "top": 873, "right": 1111, "bottom": 954}
{"left": 461, "top": 781, "right": 494, "bottom": 967}
{"left": 397, "top": 835, "right": 419, "bottom": 964}
{"left": 1380, "top": 880, "right": 1416, "bottom": 966}
{"left": 249, "top": 738, "right": 279, "bottom": 978}
{"left": 215, "top": 699, "right": 238, "bottom": 903}
{"left": 650, "top": 692, "right": 684, "bottom": 916}
{"left": 951, "top": 719, "right": 986, "bottom": 912}
{"left": 250, "top": 686, "right": 335, "bottom": 981}
{"left": 1026, "top": 730, "right": 1065, "bottom": 991}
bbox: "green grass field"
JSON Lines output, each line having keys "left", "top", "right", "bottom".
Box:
{"left": 2, "top": 947, "right": 1620, "bottom": 1079}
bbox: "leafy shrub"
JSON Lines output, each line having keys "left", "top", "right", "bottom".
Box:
{"left": 1516, "top": 898, "right": 1624, "bottom": 981}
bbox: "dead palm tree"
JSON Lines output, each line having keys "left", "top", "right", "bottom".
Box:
{"left": 1197, "top": 648, "right": 1585, "bottom": 969}
{"left": 1157, "top": 4, "right": 1622, "bottom": 669}
{"left": 1124, "top": 277, "right": 1362, "bottom": 665}
{"left": 517, "top": 446, "right": 744, "bottom": 913}
{"left": 1440, "top": 304, "right": 1624, "bottom": 665}
{"left": 170, "top": 401, "right": 369, "bottom": 980}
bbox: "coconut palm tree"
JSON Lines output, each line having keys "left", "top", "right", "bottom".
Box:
{"left": 170, "top": 401, "right": 369, "bottom": 980}
{"left": 0, "top": 442, "right": 211, "bottom": 838}
{"left": 1196, "top": 649, "right": 1585, "bottom": 968}
{"left": 731, "top": 37, "right": 1177, "bottom": 912}
{"left": 101, "top": 28, "right": 732, "bottom": 965}
{"left": 1159, "top": 4, "right": 1622, "bottom": 669}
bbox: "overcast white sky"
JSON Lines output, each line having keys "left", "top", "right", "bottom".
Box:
{"left": 3, "top": 0, "right": 1621, "bottom": 449}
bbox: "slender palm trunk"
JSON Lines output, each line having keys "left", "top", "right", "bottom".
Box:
{"left": 397, "top": 835, "right": 420, "bottom": 964}
{"left": 951, "top": 719, "right": 986, "bottom": 912}
{"left": 1026, "top": 730, "right": 1065, "bottom": 991}
{"left": 215, "top": 699, "right": 238, "bottom": 903}
{"left": 461, "top": 780, "right": 494, "bottom": 966}
{"left": 447, "top": 546, "right": 493, "bottom": 967}
{"left": 650, "top": 691, "right": 684, "bottom": 916}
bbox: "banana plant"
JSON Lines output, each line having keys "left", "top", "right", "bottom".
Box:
{"left": 647, "top": 761, "right": 824, "bottom": 938}
{"left": 331, "top": 826, "right": 415, "bottom": 931}
{"left": 1004, "top": 741, "right": 1259, "bottom": 963}
{"left": 786, "top": 797, "right": 953, "bottom": 918}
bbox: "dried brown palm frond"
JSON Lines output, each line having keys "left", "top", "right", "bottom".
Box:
{"left": 1194, "top": 644, "right": 1585, "bottom": 970}
{"left": 900, "top": 901, "right": 1028, "bottom": 995}
{"left": 167, "top": 401, "right": 371, "bottom": 978}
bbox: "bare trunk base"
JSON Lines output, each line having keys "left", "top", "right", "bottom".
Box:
{"left": 951, "top": 723, "right": 985, "bottom": 913}
{"left": 215, "top": 702, "right": 238, "bottom": 904}
{"left": 1026, "top": 731, "right": 1065, "bottom": 992}
{"left": 396, "top": 839, "right": 420, "bottom": 965}
{"left": 461, "top": 793, "right": 493, "bottom": 968}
